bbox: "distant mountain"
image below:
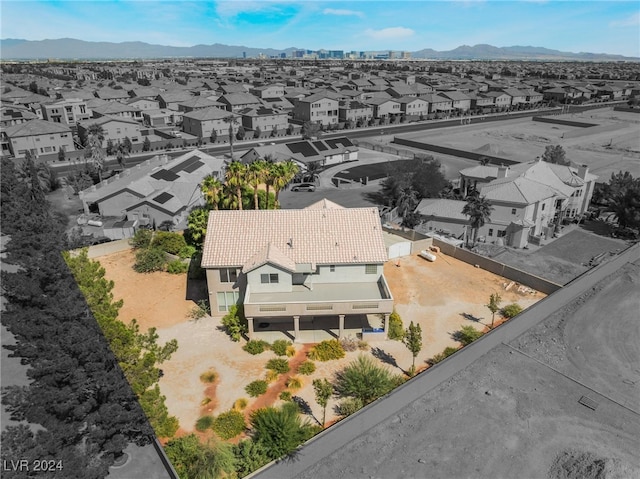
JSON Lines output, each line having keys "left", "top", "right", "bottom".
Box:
{"left": 412, "top": 44, "right": 638, "bottom": 61}
{"left": 0, "top": 38, "right": 637, "bottom": 61}
{"left": 0, "top": 38, "right": 296, "bottom": 60}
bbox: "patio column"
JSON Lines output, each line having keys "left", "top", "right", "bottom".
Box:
{"left": 293, "top": 315, "right": 300, "bottom": 342}
{"left": 338, "top": 314, "right": 345, "bottom": 339}
{"left": 383, "top": 313, "right": 390, "bottom": 339}
{"left": 247, "top": 317, "right": 254, "bottom": 340}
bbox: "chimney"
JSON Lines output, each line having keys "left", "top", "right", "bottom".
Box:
{"left": 497, "top": 164, "right": 509, "bottom": 179}
{"left": 577, "top": 164, "right": 589, "bottom": 179}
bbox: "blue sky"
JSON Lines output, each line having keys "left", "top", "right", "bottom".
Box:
{"left": 2, "top": 1, "right": 639, "bottom": 57}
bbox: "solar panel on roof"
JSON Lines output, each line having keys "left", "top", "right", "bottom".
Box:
{"left": 183, "top": 160, "right": 204, "bottom": 174}
{"left": 287, "top": 141, "right": 318, "bottom": 158}
{"left": 151, "top": 169, "right": 180, "bottom": 181}
{"left": 313, "top": 141, "right": 328, "bottom": 151}
{"left": 153, "top": 192, "right": 173, "bottom": 204}
{"left": 169, "top": 155, "right": 201, "bottom": 173}
{"left": 325, "top": 137, "right": 354, "bottom": 149}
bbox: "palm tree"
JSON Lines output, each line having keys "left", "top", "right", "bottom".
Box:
{"left": 272, "top": 160, "right": 299, "bottom": 207}
{"left": 225, "top": 161, "right": 247, "bottom": 210}
{"left": 86, "top": 123, "right": 106, "bottom": 181}
{"left": 223, "top": 115, "right": 240, "bottom": 161}
{"left": 200, "top": 174, "right": 222, "bottom": 210}
{"left": 263, "top": 159, "right": 277, "bottom": 210}
{"left": 246, "top": 160, "right": 268, "bottom": 209}
{"left": 462, "top": 195, "right": 494, "bottom": 247}
{"left": 396, "top": 185, "right": 418, "bottom": 219}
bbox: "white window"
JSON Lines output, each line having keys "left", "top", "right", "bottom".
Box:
{"left": 216, "top": 291, "right": 239, "bottom": 312}
{"left": 261, "top": 273, "right": 279, "bottom": 284}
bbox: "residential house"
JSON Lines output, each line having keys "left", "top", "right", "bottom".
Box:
{"left": 142, "top": 109, "right": 179, "bottom": 128}
{"left": 92, "top": 101, "right": 143, "bottom": 122}
{"left": 440, "top": 91, "right": 472, "bottom": 113}
{"left": 414, "top": 198, "right": 469, "bottom": 239}
{"left": 292, "top": 92, "right": 340, "bottom": 126}
{"left": 77, "top": 116, "right": 142, "bottom": 147}
{"left": 3, "top": 118, "right": 74, "bottom": 160}
{"left": 364, "top": 97, "right": 402, "bottom": 121}
{"left": 94, "top": 88, "right": 130, "bottom": 102}
{"left": 40, "top": 98, "right": 92, "bottom": 127}
{"left": 177, "top": 97, "right": 224, "bottom": 113}
{"left": 484, "top": 91, "right": 512, "bottom": 110}
{"left": 398, "top": 97, "right": 429, "bottom": 119}
{"left": 181, "top": 107, "right": 241, "bottom": 140}
{"left": 1, "top": 105, "right": 38, "bottom": 128}
{"left": 249, "top": 83, "right": 286, "bottom": 99}
{"left": 200, "top": 199, "right": 394, "bottom": 341}
{"left": 79, "top": 149, "right": 226, "bottom": 230}
{"left": 338, "top": 100, "right": 374, "bottom": 125}
{"left": 157, "top": 91, "right": 194, "bottom": 110}
{"left": 502, "top": 88, "right": 528, "bottom": 107}
{"left": 218, "top": 92, "right": 263, "bottom": 113}
{"left": 126, "top": 97, "right": 161, "bottom": 112}
{"left": 468, "top": 93, "right": 495, "bottom": 111}
{"left": 240, "top": 136, "right": 358, "bottom": 169}
{"left": 422, "top": 93, "right": 454, "bottom": 114}
{"left": 239, "top": 107, "right": 289, "bottom": 136}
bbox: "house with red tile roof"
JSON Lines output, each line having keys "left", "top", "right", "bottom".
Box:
{"left": 201, "top": 199, "right": 394, "bottom": 341}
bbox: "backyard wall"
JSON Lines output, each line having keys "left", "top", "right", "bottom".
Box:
{"left": 432, "top": 238, "right": 562, "bottom": 295}
{"left": 391, "top": 137, "right": 519, "bottom": 166}
{"left": 562, "top": 122, "right": 629, "bottom": 139}
{"left": 531, "top": 117, "right": 597, "bottom": 128}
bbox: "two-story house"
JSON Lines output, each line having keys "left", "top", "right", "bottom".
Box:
{"left": 292, "top": 92, "right": 340, "bottom": 126}
{"left": 364, "top": 97, "right": 402, "bottom": 121}
{"left": 92, "top": 101, "right": 143, "bottom": 122}
{"left": 440, "top": 91, "right": 472, "bottom": 113}
{"left": 181, "top": 107, "right": 241, "bottom": 140}
{"left": 239, "top": 107, "right": 289, "bottom": 136}
{"left": 398, "top": 97, "right": 429, "bottom": 119}
{"left": 40, "top": 98, "right": 92, "bottom": 128}
{"left": 3, "top": 118, "right": 75, "bottom": 160}
{"left": 338, "top": 100, "right": 374, "bottom": 125}
{"left": 77, "top": 116, "right": 142, "bottom": 147}
{"left": 201, "top": 199, "right": 394, "bottom": 341}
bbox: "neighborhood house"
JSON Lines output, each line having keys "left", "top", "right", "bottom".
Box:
{"left": 201, "top": 199, "right": 394, "bottom": 342}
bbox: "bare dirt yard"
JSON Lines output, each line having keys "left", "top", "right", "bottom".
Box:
{"left": 96, "top": 247, "right": 545, "bottom": 439}
{"left": 298, "top": 256, "right": 640, "bottom": 479}
{"left": 394, "top": 107, "right": 640, "bottom": 180}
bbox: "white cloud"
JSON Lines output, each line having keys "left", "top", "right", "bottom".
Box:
{"left": 323, "top": 8, "right": 364, "bottom": 18}
{"left": 609, "top": 12, "right": 640, "bottom": 27}
{"left": 363, "top": 27, "right": 415, "bottom": 40}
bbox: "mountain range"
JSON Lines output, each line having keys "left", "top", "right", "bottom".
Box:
{"left": 1, "top": 38, "right": 637, "bottom": 61}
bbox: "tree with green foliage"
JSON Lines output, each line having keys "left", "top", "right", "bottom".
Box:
{"left": 246, "top": 159, "right": 268, "bottom": 209}
{"left": 212, "top": 410, "right": 246, "bottom": 440}
{"left": 486, "top": 292, "right": 502, "bottom": 328}
{"left": 462, "top": 195, "right": 493, "bottom": 247}
{"left": 186, "top": 207, "right": 210, "bottom": 248}
{"left": 133, "top": 247, "right": 166, "bottom": 272}
{"left": 130, "top": 228, "right": 153, "bottom": 249}
{"left": 233, "top": 440, "right": 270, "bottom": 477}
{"left": 387, "top": 309, "right": 404, "bottom": 340}
{"left": 142, "top": 136, "right": 151, "bottom": 152}
{"left": 85, "top": 123, "right": 106, "bottom": 181}
{"left": 249, "top": 402, "right": 320, "bottom": 460}
{"left": 403, "top": 321, "right": 423, "bottom": 375}
{"left": 151, "top": 231, "right": 187, "bottom": 255}
{"left": 226, "top": 161, "right": 247, "bottom": 210}
{"left": 164, "top": 434, "right": 236, "bottom": 479}
{"left": 335, "top": 354, "right": 400, "bottom": 405}
{"left": 302, "top": 121, "right": 322, "bottom": 139}
{"left": 312, "top": 378, "right": 334, "bottom": 426}
{"left": 541, "top": 144, "right": 570, "bottom": 166}
{"left": 500, "top": 303, "right": 523, "bottom": 319}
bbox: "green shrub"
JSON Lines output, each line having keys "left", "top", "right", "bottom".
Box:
{"left": 130, "top": 229, "right": 152, "bottom": 249}
{"left": 334, "top": 354, "right": 399, "bottom": 404}
{"left": 178, "top": 244, "right": 197, "bottom": 259}
{"left": 188, "top": 299, "right": 210, "bottom": 320}
{"left": 308, "top": 339, "right": 345, "bottom": 361}
{"left": 266, "top": 358, "right": 290, "bottom": 374}
{"left": 428, "top": 346, "right": 458, "bottom": 365}
{"left": 245, "top": 380, "right": 268, "bottom": 397}
{"left": 387, "top": 310, "right": 404, "bottom": 340}
{"left": 212, "top": 410, "right": 246, "bottom": 440}
{"left": 243, "top": 340, "right": 269, "bottom": 355}
{"left": 199, "top": 369, "right": 217, "bottom": 383}
{"left": 233, "top": 398, "right": 248, "bottom": 411}
{"left": 221, "top": 305, "right": 247, "bottom": 342}
{"left": 285, "top": 376, "right": 302, "bottom": 390}
{"left": 357, "top": 340, "right": 369, "bottom": 351}
{"left": 455, "top": 325, "right": 484, "bottom": 346}
{"left": 133, "top": 247, "right": 166, "bottom": 273}
{"left": 265, "top": 370, "right": 279, "bottom": 383}
{"left": 297, "top": 360, "right": 316, "bottom": 375}
{"left": 501, "top": 303, "right": 523, "bottom": 319}
{"left": 335, "top": 397, "right": 363, "bottom": 417}
{"left": 195, "top": 415, "right": 214, "bottom": 432}
{"left": 152, "top": 231, "right": 187, "bottom": 255}
{"left": 167, "top": 259, "right": 188, "bottom": 274}
{"left": 271, "top": 339, "right": 292, "bottom": 357}
{"left": 279, "top": 391, "right": 292, "bottom": 401}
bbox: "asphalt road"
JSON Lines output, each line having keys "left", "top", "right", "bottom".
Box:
{"left": 250, "top": 243, "right": 640, "bottom": 479}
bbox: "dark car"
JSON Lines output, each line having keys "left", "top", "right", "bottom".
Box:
{"left": 291, "top": 183, "right": 316, "bottom": 192}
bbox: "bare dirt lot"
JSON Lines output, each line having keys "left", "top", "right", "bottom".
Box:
{"left": 96, "top": 248, "right": 543, "bottom": 436}
{"left": 395, "top": 108, "right": 640, "bottom": 180}
{"left": 297, "top": 257, "right": 640, "bottom": 479}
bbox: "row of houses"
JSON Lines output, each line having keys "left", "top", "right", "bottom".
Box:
{"left": 3, "top": 66, "right": 636, "bottom": 160}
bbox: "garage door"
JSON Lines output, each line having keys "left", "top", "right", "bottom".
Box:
{"left": 388, "top": 241, "right": 412, "bottom": 259}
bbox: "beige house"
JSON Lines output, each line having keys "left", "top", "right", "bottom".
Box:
{"left": 292, "top": 92, "right": 340, "bottom": 126}
{"left": 3, "top": 119, "right": 74, "bottom": 159}
{"left": 40, "top": 98, "right": 92, "bottom": 127}
{"left": 201, "top": 200, "right": 394, "bottom": 341}
{"left": 77, "top": 116, "right": 142, "bottom": 147}
{"left": 182, "top": 107, "right": 241, "bottom": 140}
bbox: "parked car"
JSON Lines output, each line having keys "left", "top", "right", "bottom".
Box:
{"left": 291, "top": 183, "right": 316, "bottom": 192}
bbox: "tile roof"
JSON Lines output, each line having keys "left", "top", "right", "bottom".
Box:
{"left": 480, "top": 176, "right": 560, "bottom": 204}
{"left": 414, "top": 198, "right": 469, "bottom": 221}
{"left": 242, "top": 243, "right": 297, "bottom": 273}
{"left": 201, "top": 205, "right": 387, "bottom": 268}
{"left": 4, "top": 118, "right": 71, "bottom": 137}
{"left": 182, "top": 107, "right": 237, "bottom": 121}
